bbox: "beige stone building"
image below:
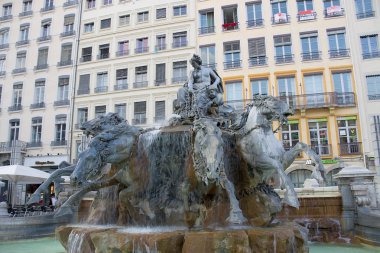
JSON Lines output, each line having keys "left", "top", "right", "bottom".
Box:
{"left": 0, "top": 0, "right": 79, "bottom": 171}
{"left": 196, "top": 0, "right": 364, "bottom": 187}
{"left": 70, "top": 0, "right": 196, "bottom": 161}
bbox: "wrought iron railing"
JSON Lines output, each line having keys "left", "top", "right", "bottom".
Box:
{"left": 57, "top": 60, "right": 73, "bottom": 66}
{"left": 222, "top": 22, "right": 239, "bottom": 31}
{"left": 310, "top": 144, "right": 332, "bottom": 156}
{"left": 172, "top": 76, "right": 187, "bottom": 84}
{"left": 116, "top": 50, "right": 129, "bottom": 57}
{"left": 329, "top": 49, "right": 350, "bottom": 58}
{"left": 34, "top": 64, "right": 49, "bottom": 71}
{"left": 54, "top": 100, "right": 70, "bottom": 106}
{"left": 199, "top": 26, "right": 215, "bottom": 35}
{"left": 37, "top": 35, "right": 51, "bottom": 42}
{"left": 19, "top": 11, "right": 33, "bottom": 17}
{"left": 30, "top": 102, "right": 45, "bottom": 109}
{"left": 301, "top": 51, "right": 321, "bottom": 61}
{"left": 27, "top": 142, "right": 42, "bottom": 148}
{"left": 114, "top": 84, "right": 128, "bottom": 90}
{"left": 224, "top": 60, "right": 242, "bottom": 70}
{"left": 133, "top": 81, "right": 148, "bottom": 88}
{"left": 80, "top": 55, "right": 92, "bottom": 62}
{"left": 363, "top": 51, "right": 380, "bottom": 59}
{"left": 155, "top": 80, "right": 166, "bottom": 86}
{"left": 132, "top": 117, "right": 147, "bottom": 125}
{"left": 95, "top": 86, "right": 108, "bottom": 93}
{"left": 339, "top": 142, "right": 362, "bottom": 155}
{"left": 51, "top": 140, "right": 67, "bottom": 146}
{"left": 275, "top": 54, "right": 294, "bottom": 64}
{"left": 8, "top": 105, "right": 22, "bottom": 112}
{"left": 172, "top": 41, "right": 188, "bottom": 48}
{"left": 135, "top": 47, "right": 149, "bottom": 54}
{"left": 60, "top": 30, "right": 75, "bottom": 37}
{"left": 249, "top": 56, "right": 267, "bottom": 67}
{"left": 356, "top": 11, "right": 375, "bottom": 19}
{"left": 247, "top": 19, "right": 264, "bottom": 28}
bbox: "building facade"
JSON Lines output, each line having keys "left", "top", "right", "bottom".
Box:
{"left": 0, "top": 0, "right": 79, "bottom": 171}
{"left": 70, "top": 0, "right": 196, "bottom": 161}
{"left": 195, "top": 0, "right": 364, "bottom": 187}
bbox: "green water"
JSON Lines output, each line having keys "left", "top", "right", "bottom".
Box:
{"left": 1, "top": 238, "right": 380, "bottom": 253}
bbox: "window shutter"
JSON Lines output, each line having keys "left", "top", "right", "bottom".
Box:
{"left": 155, "top": 101, "right": 165, "bottom": 117}
{"left": 134, "top": 101, "right": 146, "bottom": 114}
{"left": 327, "top": 27, "right": 345, "bottom": 35}
{"left": 156, "top": 8, "right": 166, "bottom": 19}
{"left": 155, "top": 63, "right": 165, "bottom": 81}
{"left": 224, "top": 41, "right": 240, "bottom": 52}
{"left": 300, "top": 31, "right": 318, "bottom": 38}
{"left": 136, "top": 66, "right": 147, "bottom": 74}
{"left": 78, "top": 74, "right": 90, "bottom": 92}
{"left": 64, "top": 14, "right": 75, "bottom": 25}
{"left": 274, "top": 34, "right": 291, "bottom": 46}
{"left": 100, "top": 18, "right": 111, "bottom": 29}
{"left": 248, "top": 37, "right": 265, "bottom": 57}
{"left": 58, "top": 77, "right": 69, "bottom": 86}
{"left": 82, "top": 47, "right": 92, "bottom": 55}
{"left": 116, "top": 68, "right": 128, "bottom": 79}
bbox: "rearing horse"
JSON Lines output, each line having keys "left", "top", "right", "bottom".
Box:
{"left": 233, "top": 95, "right": 326, "bottom": 209}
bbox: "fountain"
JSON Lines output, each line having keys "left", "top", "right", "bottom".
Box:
{"left": 29, "top": 55, "right": 328, "bottom": 252}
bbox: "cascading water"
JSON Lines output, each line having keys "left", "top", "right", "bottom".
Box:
{"left": 67, "top": 230, "right": 86, "bottom": 253}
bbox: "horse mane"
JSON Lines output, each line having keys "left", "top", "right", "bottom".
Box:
{"left": 230, "top": 104, "right": 252, "bottom": 131}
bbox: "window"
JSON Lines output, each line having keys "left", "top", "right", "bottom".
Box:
{"left": 57, "top": 77, "right": 69, "bottom": 102}
{"left": 40, "top": 19, "right": 51, "bottom": 38}
{"left": 199, "top": 10, "right": 215, "bottom": 34}
{"left": 115, "top": 103, "right": 126, "bottom": 119}
{"left": 36, "top": 47, "right": 48, "bottom": 68}
{"left": 309, "top": 120, "right": 330, "bottom": 156}
{"left": 98, "top": 44, "right": 109, "bottom": 59}
{"left": 59, "top": 43, "right": 72, "bottom": 65}
{"left": 44, "top": 0, "right": 54, "bottom": 9}
{"left": 0, "top": 86, "right": 2, "bottom": 104}
{"left": 22, "top": 0, "right": 32, "bottom": 13}
{"left": 367, "top": 75, "right": 380, "bottom": 100}
{"left": 95, "top": 105, "right": 106, "bottom": 118}
{"left": 300, "top": 31, "right": 320, "bottom": 61}
{"left": 116, "top": 68, "right": 128, "bottom": 89}
{"left": 173, "top": 32, "right": 187, "bottom": 48}
{"left": 277, "top": 76, "right": 296, "bottom": 107}
{"left": 84, "top": 22, "right": 94, "bottom": 33}
{"left": 100, "top": 18, "right": 111, "bottom": 29}
{"left": 248, "top": 37, "right": 266, "bottom": 66}
{"left": 137, "top": 11, "right": 149, "bottom": 23}
{"left": 355, "top": 0, "right": 374, "bottom": 19}
{"left": 133, "top": 101, "right": 146, "bottom": 125}
{"left": 327, "top": 28, "right": 349, "bottom": 58}
{"left": 226, "top": 81, "right": 243, "bottom": 110}
{"left": 119, "top": 14, "right": 130, "bottom": 26}
{"left": 31, "top": 117, "right": 42, "bottom": 145}
{"left": 251, "top": 78, "right": 268, "bottom": 96}
{"left": 360, "top": 35, "right": 380, "bottom": 59}
{"left": 12, "top": 83, "right": 23, "bottom": 107}
{"left": 77, "top": 108, "right": 88, "bottom": 127}
{"left": 155, "top": 63, "right": 166, "bottom": 85}
{"left": 156, "top": 35, "right": 166, "bottom": 51}
{"left": 324, "top": 0, "right": 344, "bottom": 17}
{"left": 19, "top": 25, "right": 29, "bottom": 41}
{"left": 304, "top": 73, "right": 324, "bottom": 106}
{"left": 224, "top": 41, "right": 241, "bottom": 69}
{"left": 271, "top": 0, "right": 288, "bottom": 24}
{"left": 87, "top": 0, "right": 95, "bottom": 9}
{"left": 173, "top": 61, "right": 187, "bottom": 83}
{"left": 54, "top": 115, "right": 67, "bottom": 144}
{"left": 282, "top": 121, "right": 300, "bottom": 151}
{"left": 274, "top": 34, "right": 293, "bottom": 63}
{"left": 297, "top": 0, "right": 313, "bottom": 12}
{"left": 155, "top": 101, "right": 165, "bottom": 122}
{"left": 332, "top": 71, "right": 354, "bottom": 105}
{"left": 246, "top": 2, "right": 263, "bottom": 27}
{"left": 16, "top": 52, "right": 26, "bottom": 69}
{"left": 103, "top": 0, "right": 112, "bottom": 5}
{"left": 222, "top": 5, "right": 238, "bottom": 31}
{"left": 9, "top": 120, "right": 20, "bottom": 142}
{"left": 134, "top": 66, "right": 148, "bottom": 88}
{"left": 337, "top": 117, "right": 360, "bottom": 155}
{"left": 78, "top": 74, "right": 90, "bottom": 95}
{"left": 136, "top": 37, "right": 148, "bottom": 53}
{"left": 33, "top": 80, "right": 45, "bottom": 105}
{"left": 117, "top": 40, "right": 129, "bottom": 56}
{"left": 0, "top": 55, "right": 5, "bottom": 73}
{"left": 200, "top": 44, "right": 216, "bottom": 67}
{"left": 156, "top": 8, "right": 166, "bottom": 19}
{"left": 173, "top": 5, "right": 187, "bottom": 16}
{"left": 0, "top": 28, "right": 9, "bottom": 46}
{"left": 63, "top": 15, "right": 75, "bottom": 34}
{"left": 81, "top": 47, "right": 92, "bottom": 62}
{"left": 289, "top": 169, "right": 311, "bottom": 188}
{"left": 2, "top": 4, "right": 12, "bottom": 17}
{"left": 96, "top": 72, "right": 108, "bottom": 92}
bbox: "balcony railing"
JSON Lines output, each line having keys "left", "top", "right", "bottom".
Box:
{"left": 30, "top": 102, "right": 45, "bottom": 109}
{"left": 0, "top": 141, "right": 27, "bottom": 153}
{"left": 0, "top": 71, "right": 5, "bottom": 76}
{"left": 339, "top": 142, "right": 362, "bottom": 155}
{"left": 357, "top": 11, "right": 375, "bottom": 19}
{"left": 172, "top": 76, "right": 187, "bottom": 84}
{"left": 0, "top": 43, "right": 9, "bottom": 49}
{"left": 57, "top": 60, "right": 73, "bottom": 66}
{"left": 64, "top": 0, "right": 79, "bottom": 7}
{"left": 222, "top": 22, "right": 239, "bottom": 31}
{"left": 132, "top": 117, "right": 147, "bottom": 125}
{"left": 310, "top": 144, "right": 331, "bottom": 156}
{"left": 54, "top": 100, "right": 70, "bottom": 106}
{"left": 249, "top": 56, "right": 267, "bottom": 67}
{"left": 8, "top": 105, "right": 22, "bottom": 112}
{"left": 37, "top": 35, "right": 51, "bottom": 42}
{"left": 0, "top": 15, "right": 12, "bottom": 21}
{"left": 19, "top": 11, "right": 33, "bottom": 17}
{"left": 271, "top": 15, "right": 290, "bottom": 24}
{"left": 199, "top": 26, "right": 215, "bottom": 34}
{"left": 329, "top": 49, "right": 350, "bottom": 58}
{"left": 116, "top": 50, "right": 129, "bottom": 57}
{"left": 246, "top": 19, "right": 264, "bottom": 28}
{"left": 301, "top": 51, "right": 321, "bottom": 61}
{"left": 155, "top": 79, "right": 166, "bottom": 86}
{"left": 60, "top": 30, "right": 75, "bottom": 37}
{"left": 297, "top": 11, "right": 316, "bottom": 21}
{"left": 27, "top": 142, "right": 42, "bottom": 148}
{"left": 155, "top": 44, "right": 166, "bottom": 51}
{"left": 12, "top": 68, "right": 26, "bottom": 74}
{"left": 368, "top": 94, "right": 380, "bottom": 101}
{"left": 97, "top": 53, "right": 109, "bottom": 60}
{"left": 114, "top": 83, "right": 128, "bottom": 90}
{"left": 80, "top": 55, "right": 92, "bottom": 62}
{"left": 51, "top": 140, "right": 67, "bottom": 146}
{"left": 224, "top": 60, "right": 242, "bottom": 70}
{"left": 34, "top": 64, "right": 48, "bottom": 71}
{"left": 133, "top": 81, "right": 148, "bottom": 88}
{"left": 95, "top": 86, "right": 108, "bottom": 93}
{"left": 16, "top": 40, "right": 30, "bottom": 46}
{"left": 41, "top": 6, "right": 55, "bottom": 12}
{"left": 275, "top": 54, "right": 294, "bottom": 64}
{"left": 324, "top": 8, "right": 345, "bottom": 18}
{"left": 77, "top": 89, "right": 90, "bottom": 95}
{"left": 135, "top": 47, "right": 149, "bottom": 54}
{"left": 172, "top": 41, "right": 188, "bottom": 48}
{"left": 363, "top": 51, "right": 380, "bottom": 59}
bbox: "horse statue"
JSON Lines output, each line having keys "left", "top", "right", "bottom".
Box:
{"left": 233, "top": 95, "right": 326, "bottom": 209}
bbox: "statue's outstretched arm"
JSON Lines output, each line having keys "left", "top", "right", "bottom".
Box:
{"left": 210, "top": 69, "right": 221, "bottom": 89}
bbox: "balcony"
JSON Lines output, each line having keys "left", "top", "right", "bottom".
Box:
{"left": 80, "top": 55, "right": 92, "bottom": 62}
{"left": 275, "top": 54, "right": 294, "bottom": 64}
{"left": 95, "top": 86, "right": 108, "bottom": 93}
{"left": 30, "top": 102, "right": 45, "bottom": 109}
{"left": 116, "top": 50, "right": 129, "bottom": 57}
{"left": 339, "top": 142, "right": 362, "bottom": 155}
{"left": 357, "top": 11, "right": 375, "bottom": 19}
{"left": 64, "top": 0, "right": 79, "bottom": 7}
{"left": 222, "top": 22, "right": 239, "bottom": 31}
{"left": 0, "top": 15, "right": 12, "bottom": 21}
{"left": 54, "top": 100, "right": 70, "bottom": 106}
{"left": 310, "top": 144, "right": 332, "bottom": 157}
{"left": 329, "top": 49, "right": 350, "bottom": 58}
{"left": 324, "top": 7, "right": 345, "bottom": 18}
{"left": 199, "top": 26, "right": 215, "bottom": 35}
{"left": 155, "top": 44, "right": 166, "bottom": 51}
{"left": 155, "top": 79, "right": 166, "bottom": 86}
{"left": 249, "top": 56, "right": 267, "bottom": 67}
{"left": 37, "top": 35, "right": 51, "bottom": 42}
{"left": 8, "top": 105, "right": 22, "bottom": 112}
{"left": 278, "top": 92, "right": 356, "bottom": 110}
{"left": 27, "top": 142, "right": 42, "bottom": 148}
{"left": 16, "top": 40, "right": 30, "bottom": 46}
{"left": 172, "top": 76, "right": 187, "bottom": 84}
{"left": 301, "top": 51, "right": 321, "bottom": 61}
{"left": 297, "top": 11, "right": 316, "bottom": 21}
{"left": 60, "top": 30, "right": 75, "bottom": 37}
{"left": 41, "top": 6, "right": 55, "bottom": 12}
{"left": 272, "top": 14, "right": 290, "bottom": 25}
{"left": 34, "top": 64, "right": 49, "bottom": 71}
{"left": 135, "top": 47, "right": 149, "bottom": 54}
{"left": 19, "top": 11, "right": 33, "bottom": 17}
{"left": 368, "top": 94, "right": 380, "bottom": 101}
{"left": 114, "top": 84, "right": 128, "bottom": 90}
{"left": 0, "top": 141, "right": 27, "bottom": 153}
{"left": 246, "top": 19, "right": 264, "bottom": 28}
{"left": 51, "top": 140, "right": 67, "bottom": 146}
{"left": 57, "top": 60, "right": 73, "bottom": 67}
{"left": 224, "top": 60, "right": 242, "bottom": 70}
{"left": 132, "top": 117, "right": 147, "bottom": 125}
{"left": 0, "top": 71, "right": 5, "bottom": 76}
{"left": 363, "top": 51, "right": 380, "bottom": 59}
{"left": 12, "top": 68, "right": 26, "bottom": 74}
{"left": 0, "top": 44, "right": 9, "bottom": 49}
{"left": 97, "top": 53, "right": 109, "bottom": 60}
{"left": 172, "top": 41, "right": 188, "bottom": 48}
{"left": 77, "top": 89, "right": 90, "bottom": 95}
{"left": 133, "top": 81, "right": 148, "bottom": 88}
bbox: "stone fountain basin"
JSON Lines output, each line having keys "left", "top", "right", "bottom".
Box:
{"left": 57, "top": 222, "right": 308, "bottom": 253}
